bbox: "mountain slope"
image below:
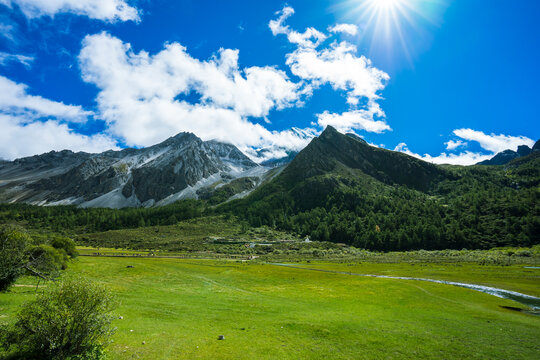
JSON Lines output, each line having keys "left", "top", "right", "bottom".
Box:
{"left": 222, "top": 126, "right": 539, "bottom": 250}
{"left": 0, "top": 133, "right": 265, "bottom": 208}
{"left": 280, "top": 126, "right": 446, "bottom": 191}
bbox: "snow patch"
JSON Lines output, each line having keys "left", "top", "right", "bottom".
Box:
{"left": 79, "top": 188, "right": 141, "bottom": 208}
{"left": 155, "top": 172, "right": 223, "bottom": 206}
{"left": 46, "top": 196, "right": 83, "bottom": 206}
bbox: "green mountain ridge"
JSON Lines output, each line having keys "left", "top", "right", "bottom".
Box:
{"left": 281, "top": 126, "right": 447, "bottom": 191}
{"left": 221, "top": 126, "right": 539, "bottom": 251}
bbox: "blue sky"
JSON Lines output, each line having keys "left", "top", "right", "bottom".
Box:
{"left": 0, "top": 0, "right": 538, "bottom": 164}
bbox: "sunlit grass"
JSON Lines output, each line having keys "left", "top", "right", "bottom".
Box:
{"left": 2, "top": 257, "right": 539, "bottom": 359}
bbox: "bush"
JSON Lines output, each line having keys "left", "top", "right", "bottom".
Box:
{"left": 1, "top": 226, "right": 80, "bottom": 292}
{"left": 50, "top": 237, "right": 78, "bottom": 258}
{"left": 1, "top": 277, "right": 116, "bottom": 359}
{"left": 27, "top": 244, "right": 66, "bottom": 275}
{"left": 514, "top": 249, "right": 532, "bottom": 257}
{"left": 0, "top": 226, "right": 31, "bottom": 291}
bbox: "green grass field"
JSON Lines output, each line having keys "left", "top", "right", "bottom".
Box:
{"left": 1, "top": 257, "right": 539, "bottom": 359}
{"left": 76, "top": 216, "right": 300, "bottom": 254}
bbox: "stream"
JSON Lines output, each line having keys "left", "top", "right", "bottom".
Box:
{"left": 269, "top": 263, "right": 540, "bottom": 314}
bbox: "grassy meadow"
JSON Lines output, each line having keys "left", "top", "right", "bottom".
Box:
{"left": 2, "top": 256, "right": 539, "bottom": 359}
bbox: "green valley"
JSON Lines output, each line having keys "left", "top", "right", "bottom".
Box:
{"left": 2, "top": 256, "right": 540, "bottom": 359}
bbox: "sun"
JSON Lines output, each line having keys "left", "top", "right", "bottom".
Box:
{"left": 336, "top": 0, "right": 445, "bottom": 66}
{"left": 368, "top": 0, "right": 405, "bottom": 11}
{"left": 351, "top": 0, "right": 416, "bottom": 56}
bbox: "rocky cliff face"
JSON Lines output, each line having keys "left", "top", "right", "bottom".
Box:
{"left": 0, "top": 132, "right": 265, "bottom": 208}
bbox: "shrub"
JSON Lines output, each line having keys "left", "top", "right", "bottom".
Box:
{"left": 0, "top": 226, "right": 31, "bottom": 291}
{"left": 514, "top": 249, "right": 532, "bottom": 257}
{"left": 27, "top": 244, "right": 66, "bottom": 275}
{"left": 50, "top": 237, "right": 78, "bottom": 258}
{"left": 1, "top": 227, "right": 80, "bottom": 291}
{"left": 1, "top": 277, "right": 116, "bottom": 359}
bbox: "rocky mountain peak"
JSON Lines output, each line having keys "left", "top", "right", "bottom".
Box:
{"left": 283, "top": 125, "right": 444, "bottom": 191}
{"left": 0, "top": 131, "right": 265, "bottom": 208}
{"left": 517, "top": 145, "right": 532, "bottom": 157}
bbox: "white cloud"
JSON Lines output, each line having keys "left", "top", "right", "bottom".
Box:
{"left": 80, "top": 33, "right": 301, "bottom": 119}
{"left": 0, "top": 6, "right": 391, "bottom": 161}
{"left": 247, "top": 127, "right": 319, "bottom": 162}
{"left": 420, "top": 152, "right": 492, "bottom": 165}
{"left": 394, "top": 142, "right": 492, "bottom": 166}
{"left": 0, "top": 114, "right": 117, "bottom": 160}
{"left": 0, "top": 75, "right": 92, "bottom": 121}
{"left": 0, "top": 23, "right": 15, "bottom": 42}
{"left": 445, "top": 139, "right": 466, "bottom": 150}
{"left": 328, "top": 24, "right": 358, "bottom": 36}
{"left": 453, "top": 128, "right": 534, "bottom": 153}
{"left": 395, "top": 126, "right": 534, "bottom": 166}
{"left": 78, "top": 32, "right": 313, "bottom": 159}
{"left": 270, "top": 6, "right": 390, "bottom": 134}
{"left": 0, "top": 76, "right": 116, "bottom": 160}
{"left": 317, "top": 109, "right": 391, "bottom": 133}
{"left": 0, "top": 52, "right": 34, "bottom": 68}
{"left": 1, "top": 0, "right": 140, "bottom": 22}
{"left": 285, "top": 41, "right": 389, "bottom": 105}
{"left": 74, "top": 8, "right": 390, "bottom": 160}
{"left": 269, "top": 6, "right": 328, "bottom": 48}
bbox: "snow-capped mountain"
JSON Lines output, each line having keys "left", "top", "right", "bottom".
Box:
{"left": 0, "top": 132, "right": 270, "bottom": 208}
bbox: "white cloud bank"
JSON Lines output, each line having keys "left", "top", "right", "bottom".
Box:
{"left": 394, "top": 143, "right": 492, "bottom": 165}
{"left": 78, "top": 32, "right": 314, "bottom": 159}
{"left": 0, "top": 5, "right": 393, "bottom": 162}
{"left": 68, "top": 6, "right": 391, "bottom": 161}
{"left": 0, "top": 75, "right": 91, "bottom": 121}
{"left": 453, "top": 128, "right": 534, "bottom": 153}
{"left": 394, "top": 129, "right": 534, "bottom": 166}
{"left": 270, "top": 6, "right": 391, "bottom": 134}
{"left": 0, "top": 0, "right": 140, "bottom": 22}
{"left": 0, "top": 114, "right": 117, "bottom": 160}
{"left": 0, "top": 76, "right": 117, "bottom": 160}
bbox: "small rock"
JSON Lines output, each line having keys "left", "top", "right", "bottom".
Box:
{"left": 130, "top": 330, "right": 134, "bottom": 332}
{"left": 118, "top": 316, "right": 124, "bottom": 319}
{"left": 142, "top": 341, "right": 146, "bottom": 345}
{"left": 218, "top": 335, "right": 225, "bottom": 340}
{"left": 127, "top": 265, "right": 134, "bottom": 268}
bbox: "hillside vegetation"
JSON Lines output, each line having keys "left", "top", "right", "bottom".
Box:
{"left": 0, "top": 127, "right": 538, "bottom": 252}
{"left": 221, "top": 127, "right": 539, "bottom": 250}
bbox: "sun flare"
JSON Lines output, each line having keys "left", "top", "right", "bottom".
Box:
{"left": 339, "top": 0, "right": 445, "bottom": 65}
{"left": 368, "top": 0, "right": 404, "bottom": 11}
